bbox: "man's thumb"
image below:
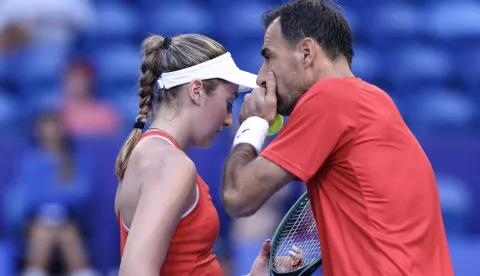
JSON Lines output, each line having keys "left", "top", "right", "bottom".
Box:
{"left": 259, "top": 239, "right": 272, "bottom": 258}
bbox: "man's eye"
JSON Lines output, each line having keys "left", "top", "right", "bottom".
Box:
{"left": 227, "top": 102, "right": 233, "bottom": 112}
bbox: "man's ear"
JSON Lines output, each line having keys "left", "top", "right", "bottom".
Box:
{"left": 299, "top": 37, "right": 316, "bottom": 68}
{"left": 187, "top": 79, "right": 204, "bottom": 106}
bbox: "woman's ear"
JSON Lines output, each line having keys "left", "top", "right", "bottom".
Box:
{"left": 187, "top": 79, "right": 204, "bottom": 106}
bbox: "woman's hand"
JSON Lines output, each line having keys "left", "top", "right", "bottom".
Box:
{"left": 248, "top": 240, "right": 271, "bottom": 276}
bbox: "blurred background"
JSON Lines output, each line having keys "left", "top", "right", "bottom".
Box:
{"left": 0, "top": 0, "right": 479, "bottom": 275}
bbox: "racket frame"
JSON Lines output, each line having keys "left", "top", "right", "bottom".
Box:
{"left": 269, "top": 192, "right": 322, "bottom": 276}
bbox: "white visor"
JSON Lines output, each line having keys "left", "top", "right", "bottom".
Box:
{"left": 157, "top": 52, "right": 258, "bottom": 92}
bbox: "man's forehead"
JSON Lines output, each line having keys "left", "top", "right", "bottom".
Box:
{"left": 263, "top": 18, "right": 282, "bottom": 47}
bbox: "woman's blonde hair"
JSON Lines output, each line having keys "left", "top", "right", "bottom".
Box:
{"left": 114, "top": 34, "right": 227, "bottom": 181}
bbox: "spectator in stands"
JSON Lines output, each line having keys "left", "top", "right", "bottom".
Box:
{"left": 61, "top": 59, "right": 122, "bottom": 137}
{"left": 5, "top": 111, "right": 96, "bottom": 276}
{"left": 0, "top": 0, "right": 95, "bottom": 48}
{"left": 0, "top": 22, "right": 30, "bottom": 53}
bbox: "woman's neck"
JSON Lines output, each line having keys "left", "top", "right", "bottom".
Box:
{"left": 147, "top": 112, "right": 192, "bottom": 152}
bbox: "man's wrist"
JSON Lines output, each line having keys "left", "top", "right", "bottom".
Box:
{"left": 232, "top": 116, "right": 269, "bottom": 154}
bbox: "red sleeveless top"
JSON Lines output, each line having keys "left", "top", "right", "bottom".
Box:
{"left": 118, "top": 131, "right": 222, "bottom": 276}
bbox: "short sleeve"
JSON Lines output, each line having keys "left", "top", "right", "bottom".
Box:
{"left": 260, "top": 85, "right": 356, "bottom": 183}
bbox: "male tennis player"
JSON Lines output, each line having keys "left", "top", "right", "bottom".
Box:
{"left": 221, "top": 1, "right": 454, "bottom": 275}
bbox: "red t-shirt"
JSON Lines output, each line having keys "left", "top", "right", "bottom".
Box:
{"left": 260, "top": 77, "right": 453, "bottom": 276}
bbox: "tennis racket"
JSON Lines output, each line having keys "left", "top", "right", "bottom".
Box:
{"left": 269, "top": 192, "right": 322, "bottom": 276}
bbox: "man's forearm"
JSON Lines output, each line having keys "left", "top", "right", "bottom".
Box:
{"left": 221, "top": 144, "right": 257, "bottom": 216}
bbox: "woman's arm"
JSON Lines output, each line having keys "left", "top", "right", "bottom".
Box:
{"left": 119, "top": 148, "right": 197, "bottom": 276}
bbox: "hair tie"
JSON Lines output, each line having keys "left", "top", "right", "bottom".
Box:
{"left": 133, "top": 121, "right": 145, "bottom": 130}
{"left": 162, "top": 37, "right": 172, "bottom": 50}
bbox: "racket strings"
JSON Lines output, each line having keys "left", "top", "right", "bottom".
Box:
{"left": 272, "top": 200, "right": 321, "bottom": 273}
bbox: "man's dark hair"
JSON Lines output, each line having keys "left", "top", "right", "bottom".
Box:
{"left": 262, "top": 0, "right": 354, "bottom": 66}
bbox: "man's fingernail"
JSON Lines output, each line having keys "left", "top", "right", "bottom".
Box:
{"left": 266, "top": 239, "right": 271, "bottom": 243}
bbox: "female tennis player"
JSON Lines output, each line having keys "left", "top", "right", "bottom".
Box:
{"left": 113, "top": 33, "right": 288, "bottom": 276}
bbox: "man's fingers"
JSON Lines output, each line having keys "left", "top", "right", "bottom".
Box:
{"left": 289, "top": 245, "right": 304, "bottom": 260}
{"left": 292, "top": 245, "right": 302, "bottom": 254}
{"left": 288, "top": 250, "right": 299, "bottom": 257}
{"left": 265, "top": 71, "right": 277, "bottom": 105}
{"left": 239, "top": 102, "right": 248, "bottom": 124}
{"left": 288, "top": 249, "right": 303, "bottom": 259}
{"left": 265, "top": 71, "right": 277, "bottom": 93}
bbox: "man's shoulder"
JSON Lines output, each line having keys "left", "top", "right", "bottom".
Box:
{"left": 295, "top": 77, "right": 361, "bottom": 112}
{"left": 306, "top": 77, "right": 361, "bottom": 98}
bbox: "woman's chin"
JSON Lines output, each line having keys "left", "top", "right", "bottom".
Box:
{"left": 192, "top": 136, "right": 215, "bottom": 148}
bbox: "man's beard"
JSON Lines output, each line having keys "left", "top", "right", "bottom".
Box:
{"left": 277, "top": 96, "right": 295, "bottom": 116}
{"left": 276, "top": 87, "right": 306, "bottom": 116}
